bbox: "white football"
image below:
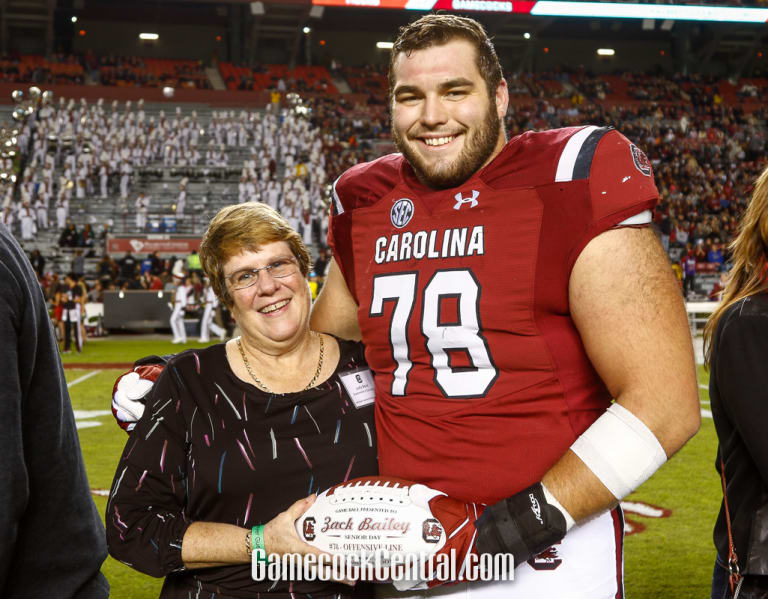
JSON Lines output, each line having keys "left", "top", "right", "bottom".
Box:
{"left": 295, "top": 476, "right": 446, "bottom": 568}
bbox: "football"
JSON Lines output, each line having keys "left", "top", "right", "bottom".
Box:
{"left": 295, "top": 476, "right": 447, "bottom": 568}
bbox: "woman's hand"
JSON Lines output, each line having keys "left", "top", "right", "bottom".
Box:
{"left": 263, "top": 495, "right": 355, "bottom": 586}
{"left": 263, "top": 495, "right": 320, "bottom": 557}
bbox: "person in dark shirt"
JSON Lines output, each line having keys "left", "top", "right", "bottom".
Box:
{"left": 150, "top": 250, "right": 163, "bottom": 275}
{"left": 682, "top": 245, "right": 698, "bottom": 299}
{"left": 314, "top": 246, "right": 329, "bottom": 281}
{"left": 29, "top": 249, "right": 45, "bottom": 278}
{"left": 705, "top": 166, "right": 768, "bottom": 598}
{"left": 0, "top": 222, "right": 109, "bottom": 598}
{"left": 58, "top": 222, "right": 80, "bottom": 247}
{"left": 97, "top": 252, "right": 116, "bottom": 282}
{"left": 60, "top": 272, "right": 84, "bottom": 353}
{"left": 123, "top": 272, "right": 144, "bottom": 290}
{"left": 119, "top": 251, "right": 138, "bottom": 279}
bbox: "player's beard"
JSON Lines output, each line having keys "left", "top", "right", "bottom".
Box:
{"left": 393, "top": 102, "right": 502, "bottom": 190}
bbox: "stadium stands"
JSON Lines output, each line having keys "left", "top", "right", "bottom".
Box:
{"left": 219, "top": 62, "right": 338, "bottom": 94}
{"left": 2, "top": 64, "right": 767, "bottom": 301}
{"left": 0, "top": 54, "right": 85, "bottom": 85}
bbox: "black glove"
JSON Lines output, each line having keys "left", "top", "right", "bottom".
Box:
{"left": 475, "top": 482, "right": 568, "bottom": 568}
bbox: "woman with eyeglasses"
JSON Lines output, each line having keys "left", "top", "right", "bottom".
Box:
{"left": 106, "top": 202, "right": 378, "bottom": 599}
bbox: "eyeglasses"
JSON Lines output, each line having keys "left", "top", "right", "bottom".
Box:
{"left": 226, "top": 257, "right": 299, "bottom": 290}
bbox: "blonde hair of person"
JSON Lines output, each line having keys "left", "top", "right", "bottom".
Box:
{"left": 199, "top": 202, "right": 311, "bottom": 308}
{"left": 704, "top": 165, "right": 768, "bottom": 366}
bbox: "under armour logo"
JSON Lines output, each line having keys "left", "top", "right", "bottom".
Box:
{"left": 453, "top": 190, "right": 479, "bottom": 210}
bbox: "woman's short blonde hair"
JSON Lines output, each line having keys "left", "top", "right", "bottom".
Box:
{"left": 199, "top": 202, "right": 311, "bottom": 307}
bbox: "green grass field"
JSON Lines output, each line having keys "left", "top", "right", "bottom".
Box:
{"left": 64, "top": 339, "right": 719, "bottom": 598}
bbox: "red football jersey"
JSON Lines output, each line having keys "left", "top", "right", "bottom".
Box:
{"left": 328, "top": 126, "right": 658, "bottom": 504}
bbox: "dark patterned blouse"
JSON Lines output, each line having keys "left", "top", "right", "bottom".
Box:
{"left": 106, "top": 338, "right": 379, "bottom": 599}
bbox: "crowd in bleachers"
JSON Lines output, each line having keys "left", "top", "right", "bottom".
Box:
{"left": 0, "top": 53, "right": 85, "bottom": 85}
{"left": 93, "top": 56, "right": 211, "bottom": 89}
{"left": 4, "top": 64, "right": 768, "bottom": 302}
{"left": 0, "top": 51, "right": 211, "bottom": 89}
{"left": 342, "top": 64, "right": 389, "bottom": 97}
{"left": 219, "top": 63, "right": 337, "bottom": 94}
{"left": 504, "top": 95, "right": 767, "bottom": 294}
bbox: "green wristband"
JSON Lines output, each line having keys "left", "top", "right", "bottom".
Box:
{"left": 252, "top": 525, "right": 267, "bottom": 564}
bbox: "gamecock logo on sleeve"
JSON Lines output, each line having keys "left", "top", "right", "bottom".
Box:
{"left": 630, "top": 144, "right": 652, "bottom": 176}
{"left": 303, "top": 517, "right": 316, "bottom": 541}
{"left": 422, "top": 519, "right": 443, "bottom": 543}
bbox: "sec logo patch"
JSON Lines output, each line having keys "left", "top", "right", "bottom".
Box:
{"left": 391, "top": 198, "right": 414, "bottom": 228}
{"left": 630, "top": 144, "right": 652, "bottom": 176}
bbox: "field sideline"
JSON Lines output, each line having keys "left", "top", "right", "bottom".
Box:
{"left": 64, "top": 338, "right": 719, "bottom": 599}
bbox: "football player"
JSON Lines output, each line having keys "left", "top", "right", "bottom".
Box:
{"left": 309, "top": 13, "right": 700, "bottom": 598}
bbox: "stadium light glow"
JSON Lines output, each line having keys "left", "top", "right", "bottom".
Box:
{"left": 523, "top": 32, "right": 531, "bottom": 39}
{"left": 377, "top": 41, "right": 394, "bottom": 49}
{"left": 139, "top": 33, "right": 159, "bottom": 40}
{"left": 71, "top": 16, "right": 78, "bottom": 23}
{"left": 303, "top": 26, "right": 311, "bottom": 33}
{"left": 310, "top": 0, "right": 768, "bottom": 23}
{"left": 597, "top": 48, "right": 615, "bottom": 56}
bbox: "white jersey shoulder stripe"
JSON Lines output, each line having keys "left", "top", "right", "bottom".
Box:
{"left": 332, "top": 176, "right": 344, "bottom": 216}
{"left": 555, "top": 125, "right": 600, "bottom": 183}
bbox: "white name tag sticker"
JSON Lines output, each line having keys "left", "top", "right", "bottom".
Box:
{"left": 339, "top": 368, "right": 375, "bottom": 409}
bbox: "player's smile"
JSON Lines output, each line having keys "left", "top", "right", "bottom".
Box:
{"left": 420, "top": 134, "right": 459, "bottom": 147}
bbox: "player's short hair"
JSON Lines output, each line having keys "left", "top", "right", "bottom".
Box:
{"left": 199, "top": 202, "right": 311, "bottom": 308}
{"left": 388, "top": 14, "right": 503, "bottom": 99}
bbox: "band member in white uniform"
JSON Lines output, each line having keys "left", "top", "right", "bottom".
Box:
{"left": 198, "top": 279, "right": 226, "bottom": 343}
{"left": 99, "top": 162, "right": 109, "bottom": 198}
{"left": 176, "top": 178, "right": 187, "bottom": 220}
{"left": 18, "top": 203, "right": 36, "bottom": 241}
{"left": 55, "top": 194, "right": 69, "bottom": 229}
{"left": 135, "top": 192, "right": 149, "bottom": 231}
{"left": 169, "top": 274, "right": 190, "bottom": 344}
{"left": 34, "top": 197, "right": 48, "bottom": 230}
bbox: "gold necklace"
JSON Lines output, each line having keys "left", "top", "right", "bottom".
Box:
{"left": 236, "top": 333, "right": 324, "bottom": 392}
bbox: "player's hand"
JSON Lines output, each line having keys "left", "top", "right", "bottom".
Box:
{"left": 111, "top": 363, "right": 164, "bottom": 432}
{"left": 393, "top": 486, "right": 486, "bottom": 590}
{"left": 473, "top": 482, "right": 568, "bottom": 576}
{"left": 399, "top": 483, "right": 568, "bottom": 590}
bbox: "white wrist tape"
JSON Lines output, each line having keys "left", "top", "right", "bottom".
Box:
{"left": 541, "top": 483, "right": 576, "bottom": 532}
{"left": 570, "top": 403, "right": 667, "bottom": 500}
